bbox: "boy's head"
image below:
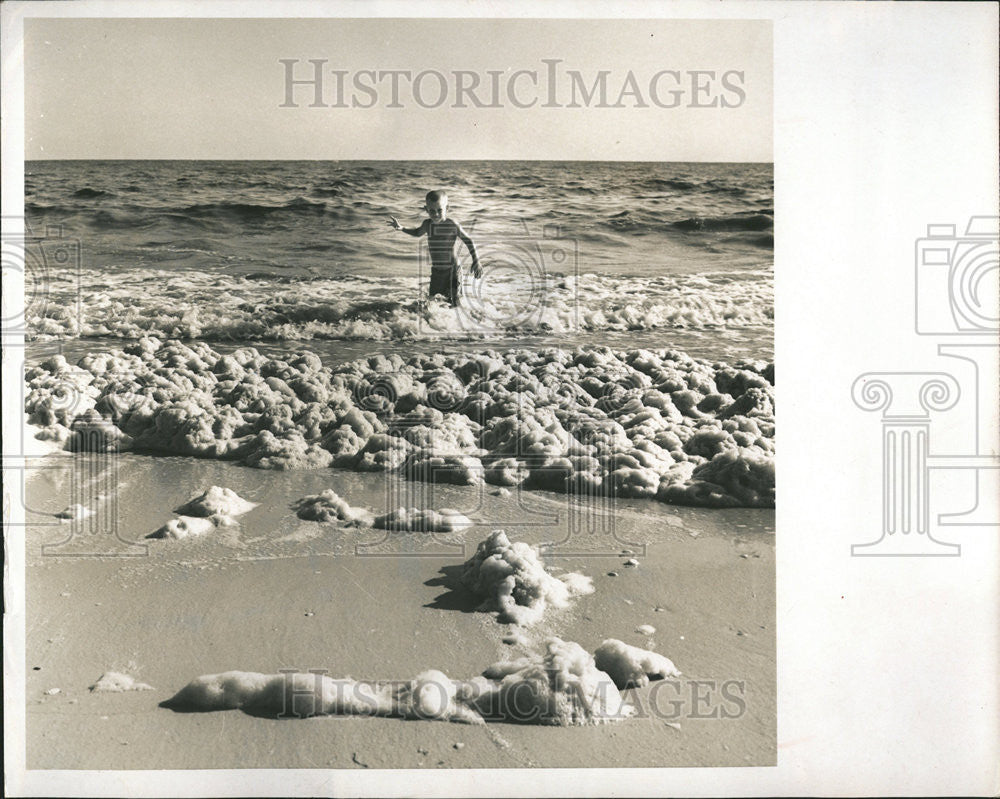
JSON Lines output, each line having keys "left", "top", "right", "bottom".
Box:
{"left": 424, "top": 190, "right": 448, "bottom": 221}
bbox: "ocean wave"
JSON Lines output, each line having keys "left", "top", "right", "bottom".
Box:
{"left": 25, "top": 202, "right": 66, "bottom": 215}
{"left": 24, "top": 339, "right": 774, "bottom": 508}
{"left": 27, "top": 197, "right": 335, "bottom": 227}
{"left": 671, "top": 213, "right": 773, "bottom": 233}
{"left": 591, "top": 209, "right": 773, "bottom": 243}
{"left": 72, "top": 187, "right": 114, "bottom": 199}
{"left": 641, "top": 178, "right": 698, "bottom": 191}
{"left": 183, "top": 197, "right": 328, "bottom": 220}
{"left": 92, "top": 210, "right": 160, "bottom": 231}
{"left": 26, "top": 269, "right": 773, "bottom": 342}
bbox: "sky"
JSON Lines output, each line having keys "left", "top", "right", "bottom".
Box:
{"left": 25, "top": 18, "right": 771, "bottom": 161}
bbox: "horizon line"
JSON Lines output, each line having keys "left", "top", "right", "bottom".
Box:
{"left": 25, "top": 157, "right": 774, "bottom": 164}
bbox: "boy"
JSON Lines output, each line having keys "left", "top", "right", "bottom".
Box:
{"left": 388, "top": 190, "right": 482, "bottom": 306}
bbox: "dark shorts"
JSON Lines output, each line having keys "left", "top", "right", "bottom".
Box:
{"left": 429, "top": 267, "right": 460, "bottom": 306}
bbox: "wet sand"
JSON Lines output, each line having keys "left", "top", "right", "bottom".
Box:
{"left": 24, "top": 453, "right": 774, "bottom": 769}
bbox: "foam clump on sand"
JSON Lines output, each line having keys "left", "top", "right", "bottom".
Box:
{"left": 164, "top": 669, "right": 480, "bottom": 725}
{"left": 291, "top": 488, "right": 473, "bottom": 532}
{"left": 593, "top": 639, "right": 681, "bottom": 689}
{"left": 373, "top": 507, "right": 473, "bottom": 533}
{"left": 175, "top": 486, "right": 257, "bottom": 518}
{"left": 461, "top": 530, "right": 594, "bottom": 625}
{"left": 23, "top": 339, "right": 774, "bottom": 508}
{"left": 475, "top": 637, "right": 632, "bottom": 725}
{"left": 149, "top": 516, "right": 219, "bottom": 540}
{"left": 90, "top": 671, "right": 154, "bottom": 693}
{"left": 292, "top": 489, "right": 374, "bottom": 526}
{"left": 55, "top": 504, "right": 95, "bottom": 521}
{"left": 164, "top": 671, "right": 380, "bottom": 718}
{"left": 148, "top": 486, "right": 255, "bottom": 539}
{"left": 22, "top": 355, "right": 102, "bottom": 451}
{"left": 165, "top": 637, "right": 629, "bottom": 726}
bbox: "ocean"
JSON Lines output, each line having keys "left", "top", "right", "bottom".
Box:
{"left": 25, "top": 160, "right": 772, "bottom": 364}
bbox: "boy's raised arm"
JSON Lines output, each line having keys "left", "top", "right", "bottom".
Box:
{"left": 457, "top": 224, "right": 482, "bottom": 278}
{"left": 388, "top": 217, "right": 428, "bottom": 237}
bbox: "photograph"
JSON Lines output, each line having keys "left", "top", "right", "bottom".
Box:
{"left": 16, "top": 15, "right": 774, "bottom": 771}
{"left": 3, "top": 2, "right": 996, "bottom": 797}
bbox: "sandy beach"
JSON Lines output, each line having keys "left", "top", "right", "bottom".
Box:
{"left": 25, "top": 453, "right": 774, "bottom": 769}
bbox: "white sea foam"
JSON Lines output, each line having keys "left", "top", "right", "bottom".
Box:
{"left": 27, "top": 269, "right": 772, "bottom": 342}
{"left": 165, "top": 636, "right": 634, "bottom": 726}
{"left": 90, "top": 671, "right": 154, "bottom": 693}
{"left": 593, "top": 639, "right": 681, "bottom": 689}
{"left": 461, "top": 530, "right": 594, "bottom": 626}
{"left": 145, "top": 486, "right": 255, "bottom": 540}
{"left": 175, "top": 486, "right": 257, "bottom": 518}
{"left": 292, "top": 489, "right": 374, "bottom": 526}
{"left": 372, "top": 507, "right": 473, "bottom": 533}
{"left": 24, "top": 339, "right": 774, "bottom": 508}
{"left": 150, "top": 515, "right": 218, "bottom": 540}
